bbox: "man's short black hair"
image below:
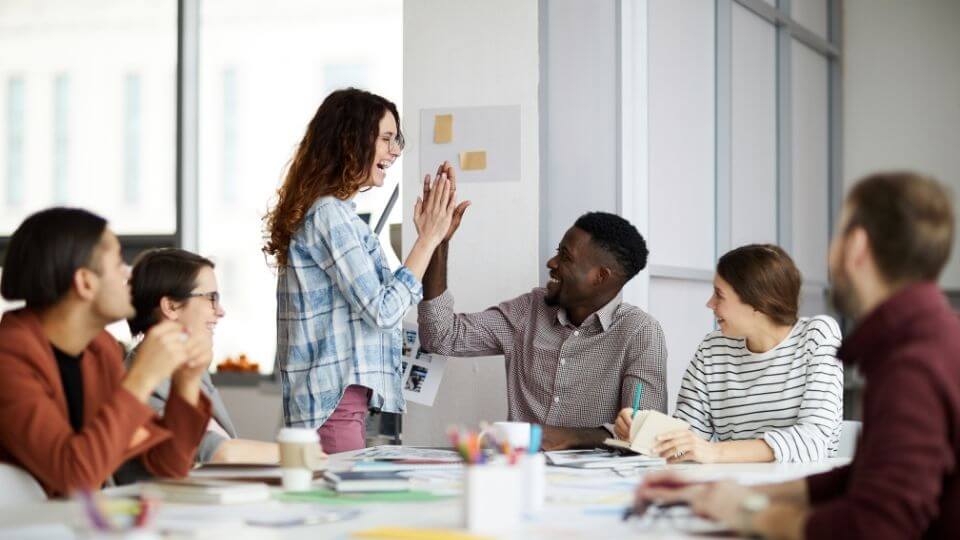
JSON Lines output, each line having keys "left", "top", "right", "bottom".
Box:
{"left": 573, "top": 211, "right": 649, "bottom": 281}
{"left": 1, "top": 207, "right": 108, "bottom": 309}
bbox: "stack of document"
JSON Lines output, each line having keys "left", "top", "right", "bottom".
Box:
{"left": 143, "top": 478, "right": 271, "bottom": 504}
{"left": 544, "top": 449, "right": 665, "bottom": 469}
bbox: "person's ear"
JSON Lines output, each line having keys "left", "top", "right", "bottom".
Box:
{"left": 72, "top": 268, "right": 98, "bottom": 301}
{"left": 159, "top": 296, "right": 182, "bottom": 321}
{"left": 593, "top": 265, "right": 613, "bottom": 287}
{"left": 845, "top": 227, "right": 871, "bottom": 274}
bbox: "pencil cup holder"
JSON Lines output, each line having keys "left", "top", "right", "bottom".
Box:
{"left": 462, "top": 463, "right": 523, "bottom": 534}
{"left": 520, "top": 453, "right": 546, "bottom": 515}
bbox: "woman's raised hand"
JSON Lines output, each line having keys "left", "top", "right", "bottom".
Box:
{"left": 415, "top": 161, "right": 470, "bottom": 242}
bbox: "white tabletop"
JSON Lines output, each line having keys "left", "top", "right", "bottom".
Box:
{"left": 0, "top": 457, "right": 849, "bottom": 539}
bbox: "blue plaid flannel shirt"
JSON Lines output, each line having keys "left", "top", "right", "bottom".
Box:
{"left": 275, "top": 196, "right": 422, "bottom": 428}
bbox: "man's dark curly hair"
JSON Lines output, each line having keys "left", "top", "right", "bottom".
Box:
{"left": 573, "top": 211, "right": 649, "bottom": 281}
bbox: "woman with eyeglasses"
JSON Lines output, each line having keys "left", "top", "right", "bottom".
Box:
{"left": 124, "top": 248, "right": 280, "bottom": 467}
{"left": 263, "top": 88, "right": 465, "bottom": 453}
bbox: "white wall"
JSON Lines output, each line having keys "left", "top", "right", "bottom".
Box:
{"left": 645, "top": 0, "right": 716, "bottom": 411}
{"left": 540, "top": 0, "right": 619, "bottom": 271}
{"left": 401, "top": 0, "right": 540, "bottom": 446}
{"left": 843, "top": 0, "right": 960, "bottom": 288}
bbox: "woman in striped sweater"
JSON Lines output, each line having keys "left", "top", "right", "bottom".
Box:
{"left": 616, "top": 244, "right": 843, "bottom": 463}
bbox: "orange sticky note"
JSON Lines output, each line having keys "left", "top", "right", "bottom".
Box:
{"left": 433, "top": 114, "right": 453, "bottom": 144}
{"left": 459, "top": 150, "right": 487, "bottom": 171}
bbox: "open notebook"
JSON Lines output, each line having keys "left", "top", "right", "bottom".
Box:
{"left": 605, "top": 410, "right": 689, "bottom": 456}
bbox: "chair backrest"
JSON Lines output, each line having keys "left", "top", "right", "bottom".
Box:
{"left": 836, "top": 420, "right": 863, "bottom": 458}
{"left": 0, "top": 463, "right": 46, "bottom": 506}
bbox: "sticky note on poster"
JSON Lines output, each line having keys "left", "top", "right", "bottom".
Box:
{"left": 420, "top": 105, "right": 520, "bottom": 182}
{"left": 433, "top": 114, "right": 453, "bottom": 144}
{"left": 459, "top": 150, "right": 487, "bottom": 171}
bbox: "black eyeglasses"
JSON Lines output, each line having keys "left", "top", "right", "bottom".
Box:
{"left": 186, "top": 291, "right": 220, "bottom": 309}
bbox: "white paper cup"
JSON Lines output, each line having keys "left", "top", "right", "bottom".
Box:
{"left": 277, "top": 428, "right": 323, "bottom": 492}
{"left": 480, "top": 421, "right": 531, "bottom": 449}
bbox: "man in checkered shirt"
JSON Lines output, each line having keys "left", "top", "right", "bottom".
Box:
{"left": 418, "top": 211, "right": 667, "bottom": 450}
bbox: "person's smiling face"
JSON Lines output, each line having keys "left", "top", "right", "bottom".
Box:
{"left": 164, "top": 266, "right": 225, "bottom": 338}
{"left": 545, "top": 227, "right": 603, "bottom": 310}
{"left": 362, "top": 111, "right": 402, "bottom": 189}
{"left": 705, "top": 274, "right": 756, "bottom": 338}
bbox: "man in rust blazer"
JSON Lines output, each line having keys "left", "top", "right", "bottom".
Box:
{"left": 0, "top": 208, "right": 213, "bottom": 497}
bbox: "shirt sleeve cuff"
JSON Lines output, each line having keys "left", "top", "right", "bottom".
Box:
{"left": 395, "top": 266, "right": 424, "bottom": 303}
{"left": 116, "top": 386, "right": 161, "bottom": 424}
{"left": 418, "top": 288, "right": 454, "bottom": 315}
{"left": 163, "top": 391, "right": 213, "bottom": 450}
{"left": 762, "top": 431, "right": 789, "bottom": 463}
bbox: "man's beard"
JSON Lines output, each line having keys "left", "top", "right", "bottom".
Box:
{"left": 828, "top": 267, "right": 861, "bottom": 320}
{"left": 543, "top": 290, "right": 559, "bottom": 306}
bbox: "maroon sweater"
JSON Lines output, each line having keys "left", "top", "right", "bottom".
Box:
{"left": 805, "top": 282, "right": 960, "bottom": 539}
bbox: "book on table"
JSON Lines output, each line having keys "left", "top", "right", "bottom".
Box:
{"left": 603, "top": 409, "right": 690, "bottom": 456}
{"left": 323, "top": 470, "right": 412, "bottom": 493}
{"left": 143, "top": 478, "right": 271, "bottom": 504}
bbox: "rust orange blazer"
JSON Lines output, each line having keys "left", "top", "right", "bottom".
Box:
{"left": 0, "top": 308, "right": 211, "bottom": 497}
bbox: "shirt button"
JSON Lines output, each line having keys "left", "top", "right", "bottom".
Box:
{"left": 573, "top": 330, "right": 580, "bottom": 337}
{"left": 554, "top": 396, "right": 560, "bottom": 403}
{"left": 560, "top": 359, "right": 566, "bottom": 366}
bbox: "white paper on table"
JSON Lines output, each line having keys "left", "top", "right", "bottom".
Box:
{"left": 400, "top": 321, "right": 447, "bottom": 406}
{"left": 350, "top": 445, "right": 461, "bottom": 460}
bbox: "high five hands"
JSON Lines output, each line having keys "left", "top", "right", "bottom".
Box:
{"left": 416, "top": 161, "right": 471, "bottom": 243}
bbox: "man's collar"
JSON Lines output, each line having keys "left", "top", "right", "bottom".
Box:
{"left": 555, "top": 293, "right": 623, "bottom": 331}
{"left": 838, "top": 281, "right": 946, "bottom": 367}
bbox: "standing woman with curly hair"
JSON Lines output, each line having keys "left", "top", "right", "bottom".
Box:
{"left": 264, "top": 88, "right": 466, "bottom": 452}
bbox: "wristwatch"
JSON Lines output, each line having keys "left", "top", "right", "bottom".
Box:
{"left": 738, "top": 493, "right": 770, "bottom": 536}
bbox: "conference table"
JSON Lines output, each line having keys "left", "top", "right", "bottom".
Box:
{"left": 0, "top": 451, "right": 849, "bottom": 539}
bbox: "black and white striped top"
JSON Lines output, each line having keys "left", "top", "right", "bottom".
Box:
{"left": 675, "top": 316, "right": 844, "bottom": 463}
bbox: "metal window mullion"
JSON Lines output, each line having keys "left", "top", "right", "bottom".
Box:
{"left": 177, "top": 0, "right": 200, "bottom": 251}
{"left": 618, "top": 0, "right": 650, "bottom": 309}
{"left": 776, "top": 0, "right": 793, "bottom": 252}
{"left": 537, "top": 0, "right": 550, "bottom": 284}
{"left": 827, "top": 0, "right": 844, "bottom": 238}
{"left": 715, "top": 0, "right": 733, "bottom": 260}
{"left": 734, "top": 0, "right": 839, "bottom": 58}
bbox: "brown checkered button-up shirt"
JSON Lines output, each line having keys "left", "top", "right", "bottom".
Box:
{"left": 417, "top": 288, "right": 667, "bottom": 428}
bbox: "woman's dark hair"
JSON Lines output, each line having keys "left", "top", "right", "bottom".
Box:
{"left": 263, "top": 88, "right": 401, "bottom": 267}
{"left": 716, "top": 244, "right": 801, "bottom": 326}
{"left": 1, "top": 207, "right": 107, "bottom": 309}
{"left": 127, "top": 248, "right": 214, "bottom": 335}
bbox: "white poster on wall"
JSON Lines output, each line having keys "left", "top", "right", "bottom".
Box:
{"left": 419, "top": 105, "right": 521, "bottom": 183}
{"left": 400, "top": 321, "right": 447, "bottom": 406}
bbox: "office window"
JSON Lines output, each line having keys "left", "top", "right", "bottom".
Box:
{"left": 637, "top": 0, "right": 841, "bottom": 409}
{"left": 323, "top": 64, "right": 369, "bottom": 96}
{"left": 647, "top": 0, "right": 715, "bottom": 271}
{"left": 791, "top": 41, "right": 830, "bottom": 286}
{"left": 0, "top": 1, "right": 176, "bottom": 236}
{"left": 53, "top": 74, "right": 69, "bottom": 204}
{"left": 730, "top": 3, "right": 777, "bottom": 247}
{"left": 5, "top": 77, "right": 25, "bottom": 207}
{"left": 123, "top": 73, "right": 141, "bottom": 204}
{"left": 197, "top": 0, "right": 403, "bottom": 373}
